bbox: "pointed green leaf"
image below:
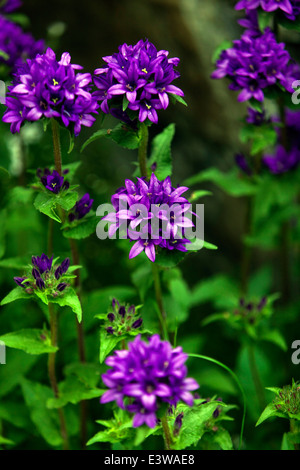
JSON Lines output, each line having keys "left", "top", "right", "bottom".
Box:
{"left": 148, "top": 123, "right": 175, "bottom": 179}
{"left": 0, "top": 329, "right": 57, "bottom": 355}
{"left": 1, "top": 287, "right": 32, "bottom": 306}
{"left": 99, "top": 329, "right": 123, "bottom": 364}
{"left": 21, "top": 379, "right": 63, "bottom": 447}
{"left": 62, "top": 215, "right": 98, "bottom": 239}
{"left": 50, "top": 287, "right": 82, "bottom": 322}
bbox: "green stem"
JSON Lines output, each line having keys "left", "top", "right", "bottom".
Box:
{"left": 51, "top": 119, "right": 62, "bottom": 175}
{"left": 138, "top": 122, "right": 149, "bottom": 179}
{"left": 47, "top": 218, "right": 54, "bottom": 257}
{"left": 161, "top": 415, "right": 172, "bottom": 450}
{"left": 48, "top": 303, "right": 69, "bottom": 450}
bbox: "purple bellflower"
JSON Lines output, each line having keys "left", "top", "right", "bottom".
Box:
{"left": 38, "top": 168, "right": 69, "bottom": 194}
{"left": 212, "top": 28, "right": 297, "bottom": 102}
{"left": 100, "top": 334, "right": 199, "bottom": 428}
{"left": 102, "top": 173, "right": 194, "bottom": 262}
{"left": 68, "top": 193, "right": 94, "bottom": 222}
{"left": 235, "top": 0, "right": 295, "bottom": 16}
{"left": 2, "top": 47, "right": 99, "bottom": 136}
{"left": 93, "top": 39, "right": 184, "bottom": 125}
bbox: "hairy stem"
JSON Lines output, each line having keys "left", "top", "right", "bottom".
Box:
{"left": 161, "top": 415, "right": 172, "bottom": 450}
{"left": 48, "top": 303, "right": 69, "bottom": 450}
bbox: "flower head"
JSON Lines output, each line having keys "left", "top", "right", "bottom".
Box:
{"left": 0, "top": 16, "right": 45, "bottom": 74}
{"left": 100, "top": 334, "right": 199, "bottom": 428}
{"left": 14, "top": 253, "right": 72, "bottom": 295}
{"left": 212, "top": 28, "right": 297, "bottom": 102}
{"left": 102, "top": 173, "right": 193, "bottom": 262}
{"left": 2, "top": 47, "right": 99, "bottom": 135}
{"left": 263, "top": 144, "right": 300, "bottom": 173}
{"left": 103, "top": 299, "right": 143, "bottom": 335}
{"left": 93, "top": 39, "right": 184, "bottom": 125}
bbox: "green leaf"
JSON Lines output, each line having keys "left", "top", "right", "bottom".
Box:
{"left": 212, "top": 40, "right": 232, "bottom": 63}
{"left": 147, "top": 123, "right": 175, "bottom": 179}
{"left": 256, "top": 403, "right": 282, "bottom": 427}
{"left": 176, "top": 401, "right": 224, "bottom": 449}
{"left": 0, "top": 209, "right": 7, "bottom": 259}
{"left": 99, "top": 328, "right": 123, "bottom": 364}
{"left": 169, "top": 93, "right": 188, "bottom": 107}
{"left": 260, "top": 329, "right": 288, "bottom": 351}
{"left": 47, "top": 374, "right": 104, "bottom": 409}
{"left": 212, "top": 428, "right": 234, "bottom": 450}
{"left": 1, "top": 287, "right": 32, "bottom": 306}
{"left": 257, "top": 10, "right": 272, "bottom": 32}
{"left": 33, "top": 192, "right": 61, "bottom": 223}
{"left": 184, "top": 167, "right": 257, "bottom": 197}
{"left": 0, "top": 435, "right": 14, "bottom": 446}
{"left": 155, "top": 247, "right": 186, "bottom": 268}
{"left": 0, "top": 329, "right": 58, "bottom": 355}
{"left": 56, "top": 190, "right": 78, "bottom": 211}
{"left": 21, "top": 379, "right": 63, "bottom": 447}
{"left": 189, "top": 190, "right": 213, "bottom": 202}
{"left": 239, "top": 123, "right": 277, "bottom": 155}
{"left": 62, "top": 215, "right": 99, "bottom": 240}
{"left": 81, "top": 123, "right": 140, "bottom": 152}
{"left": 50, "top": 287, "right": 82, "bottom": 323}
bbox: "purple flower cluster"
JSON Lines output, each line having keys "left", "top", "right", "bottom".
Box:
{"left": 100, "top": 334, "right": 199, "bottom": 428}
{"left": 68, "top": 193, "right": 93, "bottom": 222}
{"left": 0, "top": 0, "right": 22, "bottom": 14}
{"left": 14, "top": 254, "right": 70, "bottom": 293}
{"left": 103, "top": 173, "right": 193, "bottom": 262}
{"left": 2, "top": 47, "right": 99, "bottom": 135}
{"left": 104, "top": 299, "right": 143, "bottom": 335}
{"left": 93, "top": 39, "right": 184, "bottom": 125}
{"left": 263, "top": 144, "right": 300, "bottom": 173}
{"left": 235, "top": 0, "right": 300, "bottom": 20}
{"left": 263, "top": 109, "right": 300, "bottom": 174}
{"left": 212, "top": 28, "right": 297, "bottom": 102}
{"left": 0, "top": 16, "right": 44, "bottom": 74}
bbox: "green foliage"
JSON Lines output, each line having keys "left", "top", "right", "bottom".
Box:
{"left": 0, "top": 328, "right": 58, "bottom": 355}
{"left": 184, "top": 167, "right": 258, "bottom": 197}
{"left": 147, "top": 123, "right": 175, "bottom": 179}
{"left": 81, "top": 123, "right": 140, "bottom": 152}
